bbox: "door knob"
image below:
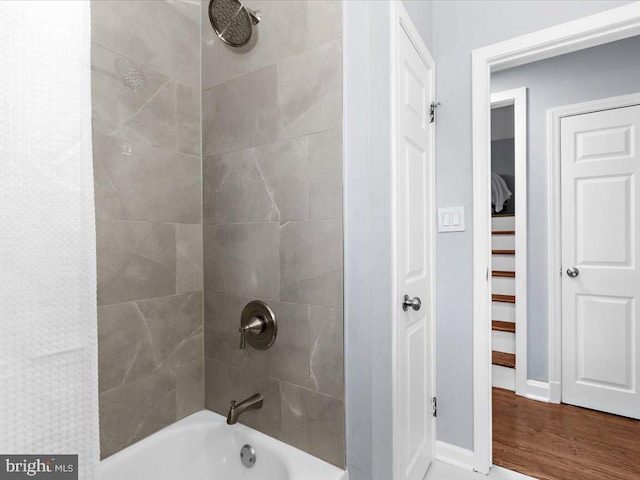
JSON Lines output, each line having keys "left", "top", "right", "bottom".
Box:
{"left": 566, "top": 267, "right": 580, "bottom": 278}
{"left": 402, "top": 295, "right": 422, "bottom": 311}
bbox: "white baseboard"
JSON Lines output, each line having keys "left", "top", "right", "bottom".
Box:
{"left": 435, "top": 441, "right": 474, "bottom": 471}
{"left": 525, "top": 380, "right": 550, "bottom": 402}
{"left": 549, "top": 381, "right": 561, "bottom": 403}
{"left": 493, "top": 465, "right": 539, "bottom": 479}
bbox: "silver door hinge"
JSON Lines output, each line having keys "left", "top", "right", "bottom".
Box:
{"left": 429, "top": 101, "right": 441, "bottom": 123}
{"left": 432, "top": 397, "right": 437, "bottom": 417}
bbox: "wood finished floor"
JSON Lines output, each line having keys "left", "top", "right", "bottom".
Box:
{"left": 493, "top": 388, "right": 640, "bottom": 480}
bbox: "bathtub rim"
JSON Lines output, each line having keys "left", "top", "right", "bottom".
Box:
{"left": 98, "top": 409, "right": 348, "bottom": 479}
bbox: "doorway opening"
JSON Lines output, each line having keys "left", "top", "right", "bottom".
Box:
{"left": 472, "top": 4, "right": 640, "bottom": 479}
{"left": 489, "top": 38, "right": 640, "bottom": 480}
{"left": 491, "top": 31, "right": 640, "bottom": 480}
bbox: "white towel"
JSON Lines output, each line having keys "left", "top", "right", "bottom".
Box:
{"left": 491, "top": 172, "right": 512, "bottom": 213}
{"left": 0, "top": 1, "right": 99, "bottom": 477}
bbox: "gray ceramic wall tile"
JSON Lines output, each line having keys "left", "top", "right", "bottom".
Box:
{"left": 280, "top": 382, "right": 344, "bottom": 467}
{"left": 136, "top": 292, "right": 203, "bottom": 370}
{"left": 96, "top": 220, "right": 176, "bottom": 306}
{"left": 253, "top": 137, "right": 309, "bottom": 221}
{"left": 199, "top": 0, "right": 345, "bottom": 465}
{"left": 92, "top": 0, "right": 199, "bottom": 88}
{"left": 203, "top": 136, "right": 309, "bottom": 224}
{"left": 94, "top": 0, "right": 203, "bottom": 459}
{"left": 205, "top": 359, "right": 281, "bottom": 439}
{"left": 201, "top": 1, "right": 342, "bottom": 90}
{"left": 278, "top": 39, "right": 343, "bottom": 139}
{"left": 99, "top": 370, "right": 177, "bottom": 459}
{"left": 202, "top": 65, "right": 279, "bottom": 156}
{"left": 98, "top": 302, "right": 155, "bottom": 393}
{"left": 244, "top": 301, "right": 311, "bottom": 388}
{"left": 280, "top": 220, "right": 343, "bottom": 307}
{"left": 203, "top": 150, "right": 280, "bottom": 224}
{"left": 177, "top": 83, "right": 201, "bottom": 157}
{"left": 204, "top": 292, "right": 251, "bottom": 366}
{"left": 98, "top": 292, "right": 203, "bottom": 392}
{"left": 176, "top": 224, "right": 204, "bottom": 293}
{"left": 175, "top": 359, "right": 204, "bottom": 418}
{"left": 93, "top": 134, "right": 201, "bottom": 224}
{"left": 91, "top": 43, "right": 169, "bottom": 141}
{"left": 166, "top": 0, "right": 201, "bottom": 29}
{"left": 118, "top": 80, "right": 178, "bottom": 152}
{"left": 309, "top": 128, "right": 343, "bottom": 219}
{"left": 276, "top": 1, "right": 342, "bottom": 60}
{"left": 203, "top": 223, "right": 280, "bottom": 299}
{"left": 310, "top": 306, "right": 344, "bottom": 399}
{"left": 92, "top": 43, "right": 199, "bottom": 156}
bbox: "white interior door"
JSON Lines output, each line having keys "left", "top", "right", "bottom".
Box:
{"left": 561, "top": 104, "right": 640, "bottom": 419}
{"left": 395, "top": 17, "right": 434, "bottom": 480}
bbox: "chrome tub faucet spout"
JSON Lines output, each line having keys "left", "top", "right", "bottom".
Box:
{"left": 227, "top": 393, "right": 263, "bottom": 425}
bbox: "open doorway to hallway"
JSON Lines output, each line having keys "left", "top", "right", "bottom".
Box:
{"left": 487, "top": 31, "right": 640, "bottom": 480}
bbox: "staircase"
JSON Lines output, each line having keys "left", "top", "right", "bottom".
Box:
{"left": 491, "top": 213, "right": 516, "bottom": 391}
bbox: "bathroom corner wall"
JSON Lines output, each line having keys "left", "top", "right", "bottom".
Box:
{"left": 201, "top": 0, "right": 345, "bottom": 468}
{"left": 90, "top": 1, "right": 203, "bottom": 458}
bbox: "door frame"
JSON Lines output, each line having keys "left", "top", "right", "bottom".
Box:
{"left": 546, "top": 91, "right": 640, "bottom": 403}
{"left": 490, "top": 87, "right": 528, "bottom": 397}
{"left": 471, "top": 3, "right": 640, "bottom": 474}
{"left": 390, "top": 2, "right": 437, "bottom": 478}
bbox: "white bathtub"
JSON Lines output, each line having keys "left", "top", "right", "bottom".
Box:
{"left": 98, "top": 410, "right": 348, "bottom": 480}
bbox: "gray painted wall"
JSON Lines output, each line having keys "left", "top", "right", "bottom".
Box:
{"left": 491, "top": 33, "right": 640, "bottom": 382}
{"left": 403, "top": 0, "right": 434, "bottom": 51}
{"left": 344, "top": 2, "right": 435, "bottom": 479}
{"left": 492, "top": 105, "right": 515, "bottom": 141}
{"left": 432, "top": 0, "right": 633, "bottom": 451}
{"left": 344, "top": 2, "right": 395, "bottom": 478}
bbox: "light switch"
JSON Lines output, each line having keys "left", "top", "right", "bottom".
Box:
{"left": 438, "top": 206, "right": 465, "bottom": 232}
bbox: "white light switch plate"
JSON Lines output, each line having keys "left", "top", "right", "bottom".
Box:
{"left": 438, "top": 206, "right": 465, "bottom": 232}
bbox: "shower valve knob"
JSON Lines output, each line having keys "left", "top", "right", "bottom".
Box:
{"left": 239, "top": 301, "right": 277, "bottom": 350}
{"left": 239, "top": 316, "right": 264, "bottom": 349}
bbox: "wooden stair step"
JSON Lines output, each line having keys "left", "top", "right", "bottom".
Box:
{"left": 492, "top": 213, "right": 515, "bottom": 218}
{"left": 492, "top": 351, "right": 516, "bottom": 368}
{"left": 492, "top": 270, "right": 515, "bottom": 278}
{"left": 492, "top": 230, "right": 515, "bottom": 235}
{"left": 492, "top": 320, "right": 516, "bottom": 333}
{"left": 492, "top": 294, "right": 515, "bottom": 303}
{"left": 492, "top": 249, "right": 515, "bottom": 255}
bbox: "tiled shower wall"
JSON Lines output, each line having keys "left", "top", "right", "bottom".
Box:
{"left": 91, "top": 0, "right": 203, "bottom": 458}
{"left": 201, "top": 0, "right": 345, "bottom": 468}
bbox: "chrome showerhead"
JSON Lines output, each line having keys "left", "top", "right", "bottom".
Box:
{"left": 208, "top": 0, "right": 261, "bottom": 48}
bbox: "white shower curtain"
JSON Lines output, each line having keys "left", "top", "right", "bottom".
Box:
{"left": 0, "top": 1, "right": 99, "bottom": 478}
